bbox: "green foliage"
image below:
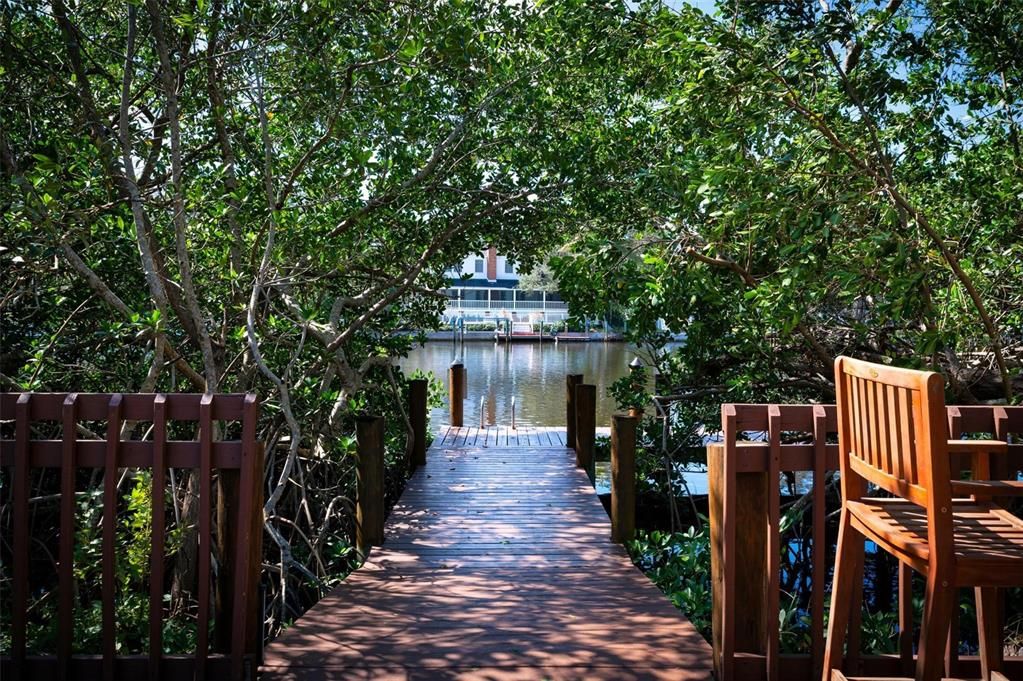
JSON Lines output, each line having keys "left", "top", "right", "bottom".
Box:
{"left": 122, "top": 473, "right": 153, "bottom": 581}
{"left": 629, "top": 529, "right": 909, "bottom": 655}
{"left": 2, "top": 473, "right": 198, "bottom": 656}
{"left": 462, "top": 322, "right": 498, "bottom": 332}
{"left": 608, "top": 364, "right": 650, "bottom": 411}
{"left": 516, "top": 259, "right": 559, "bottom": 292}
{"left": 550, "top": 0, "right": 1023, "bottom": 404}
{"left": 2, "top": 0, "right": 1021, "bottom": 657}
{"left": 628, "top": 527, "right": 713, "bottom": 639}
{"left": 1, "top": 0, "right": 656, "bottom": 642}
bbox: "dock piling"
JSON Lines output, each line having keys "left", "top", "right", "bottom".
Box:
{"left": 566, "top": 374, "right": 582, "bottom": 452}
{"left": 449, "top": 361, "right": 465, "bottom": 427}
{"left": 409, "top": 379, "right": 428, "bottom": 468}
{"left": 611, "top": 414, "right": 638, "bottom": 543}
{"left": 356, "top": 415, "right": 385, "bottom": 553}
{"left": 574, "top": 383, "right": 596, "bottom": 473}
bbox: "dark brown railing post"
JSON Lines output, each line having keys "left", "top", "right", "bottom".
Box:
{"left": 220, "top": 394, "right": 265, "bottom": 680}
{"left": 150, "top": 394, "right": 168, "bottom": 675}
{"left": 811, "top": 404, "right": 829, "bottom": 678}
{"left": 11, "top": 393, "right": 30, "bottom": 678}
{"left": 611, "top": 414, "right": 637, "bottom": 543}
{"left": 574, "top": 384, "right": 596, "bottom": 471}
{"left": 709, "top": 414, "right": 769, "bottom": 681}
{"left": 238, "top": 438, "right": 265, "bottom": 677}
{"left": 58, "top": 393, "right": 77, "bottom": 678}
{"left": 449, "top": 361, "right": 465, "bottom": 427}
{"left": 356, "top": 415, "right": 386, "bottom": 553}
{"left": 217, "top": 462, "right": 241, "bottom": 654}
{"left": 197, "top": 395, "right": 214, "bottom": 677}
{"left": 409, "top": 379, "right": 428, "bottom": 469}
{"left": 566, "top": 374, "right": 582, "bottom": 451}
{"left": 102, "top": 394, "right": 122, "bottom": 681}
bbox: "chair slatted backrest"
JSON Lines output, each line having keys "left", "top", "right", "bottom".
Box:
{"left": 834, "top": 357, "right": 952, "bottom": 514}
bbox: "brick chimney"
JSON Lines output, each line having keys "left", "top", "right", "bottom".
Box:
{"left": 486, "top": 246, "right": 497, "bottom": 282}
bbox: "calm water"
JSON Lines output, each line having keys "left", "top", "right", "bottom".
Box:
{"left": 398, "top": 340, "right": 638, "bottom": 429}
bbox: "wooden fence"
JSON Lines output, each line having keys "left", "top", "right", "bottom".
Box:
{"left": 709, "top": 403, "right": 1023, "bottom": 681}
{"left": 0, "top": 392, "right": 263, "bottom": 681}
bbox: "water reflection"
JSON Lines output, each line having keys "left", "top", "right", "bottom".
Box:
{"left": 398, "top": 340, "right": 637, "bottom": 429}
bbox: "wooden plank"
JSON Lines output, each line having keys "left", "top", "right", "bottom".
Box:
{"left": 196, "top": 394, "right": 213, "bottom": 680}
{"left": 59, "top": 394, "right": 77, "bottom": 679}
{"left": 231, "top": 394, "right": 262, "bottom": 679}
{"left": 766, "top": 406, "right": 781, "bottom": 681}
{"left": 11, "top": 394, "right": 30, "bottom": 676}
{"left": 150, "top": 395, "right": 167, "bottom": 681}
{"left": 102, "top": 395, "right": 122, "bottom": 681}
{"left": 263, "top": 419, "right": 713, "bottom": 680}
{"left": 0, "top": 439, "right": 248, "bottom": 469}
{"left": 811, "top": 406, "right": 827, "bottom": 678}
{"left": 0, "top": 392, "right": 251, "bottom": 421}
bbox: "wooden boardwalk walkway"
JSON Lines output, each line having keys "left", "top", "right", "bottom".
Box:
{"left": 261, "top": 429, "right": 712, "bottom": 680}
{"left": 434, "top": 426, "right": 611, "bottom": 449}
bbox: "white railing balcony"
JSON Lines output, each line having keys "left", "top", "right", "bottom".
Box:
{"left": 441, "top": 287, "right": 568, "bottom": 319}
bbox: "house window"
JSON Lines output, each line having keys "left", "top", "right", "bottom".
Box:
{"left": 504, "top": 261, "right": 515, "bottom": 274}
{"left": 474, "top": 259, "right": 484, "bottom": 273}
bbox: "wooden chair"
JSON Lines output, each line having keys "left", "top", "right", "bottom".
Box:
{"left": 823, "top": 357, "right": 1023, "bottom": 681}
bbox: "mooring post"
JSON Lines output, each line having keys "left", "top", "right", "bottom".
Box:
{"left": 356, "top": 415, "right": 385, "bottom": 553}
{"left": 409, "top": 379, "right": 428, "bottom": 469}
{"left": 611, "top": 414, "right": 638, "bottom": 543}
{"left": 574, "top": 383, "right": 596, "bottom": 471}
{"left": 566, "top": 374, "right": 582, "bottom": 451}
{"left": 449, "top": 361, "right": 465, "bottom": 427}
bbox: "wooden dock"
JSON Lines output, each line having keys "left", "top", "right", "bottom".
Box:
{"left": 261, "top": 431, "right": 712, "bottom": 680}
{"left": 434, "top": 425, "right": 610, "bottom": 448}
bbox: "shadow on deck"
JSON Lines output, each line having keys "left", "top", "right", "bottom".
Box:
{"left": 260, "top": 431, "right": 712, "bottom": 680}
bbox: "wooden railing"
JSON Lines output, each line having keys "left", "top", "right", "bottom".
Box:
{"left": 708, "top": 403, "right": 1023, "bottom": 681}
{"left": 0, "top": 392, "right": 263, "bottom": 681}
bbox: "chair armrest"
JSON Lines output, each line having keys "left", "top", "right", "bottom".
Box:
{"left": 947, "top": 439, "right": 1009, "bottom": 455}
{"left": 951, "top": 479, "right": 1023, "bottom": 497}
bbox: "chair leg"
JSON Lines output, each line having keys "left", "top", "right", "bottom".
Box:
{"left": 822, "top": 511, "right": 863, "bottom": 681}
{"left": 945, "top": 588, "right": 960, "bottom": 678}
{"left": 976, "top": 586, "right": 1003, "bottom": 679}
{"left": 898, "top": 562, "right": 914, "bottom": 677}
{"left": 915, "top": 570, "right": 955, "bottom": 681}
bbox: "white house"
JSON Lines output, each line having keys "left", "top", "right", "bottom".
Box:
{"left": 441, "top": 247, "right": 567, "bottom": 322}
{"left": 446, "top": 247, "right": 518, "bottom": 284}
